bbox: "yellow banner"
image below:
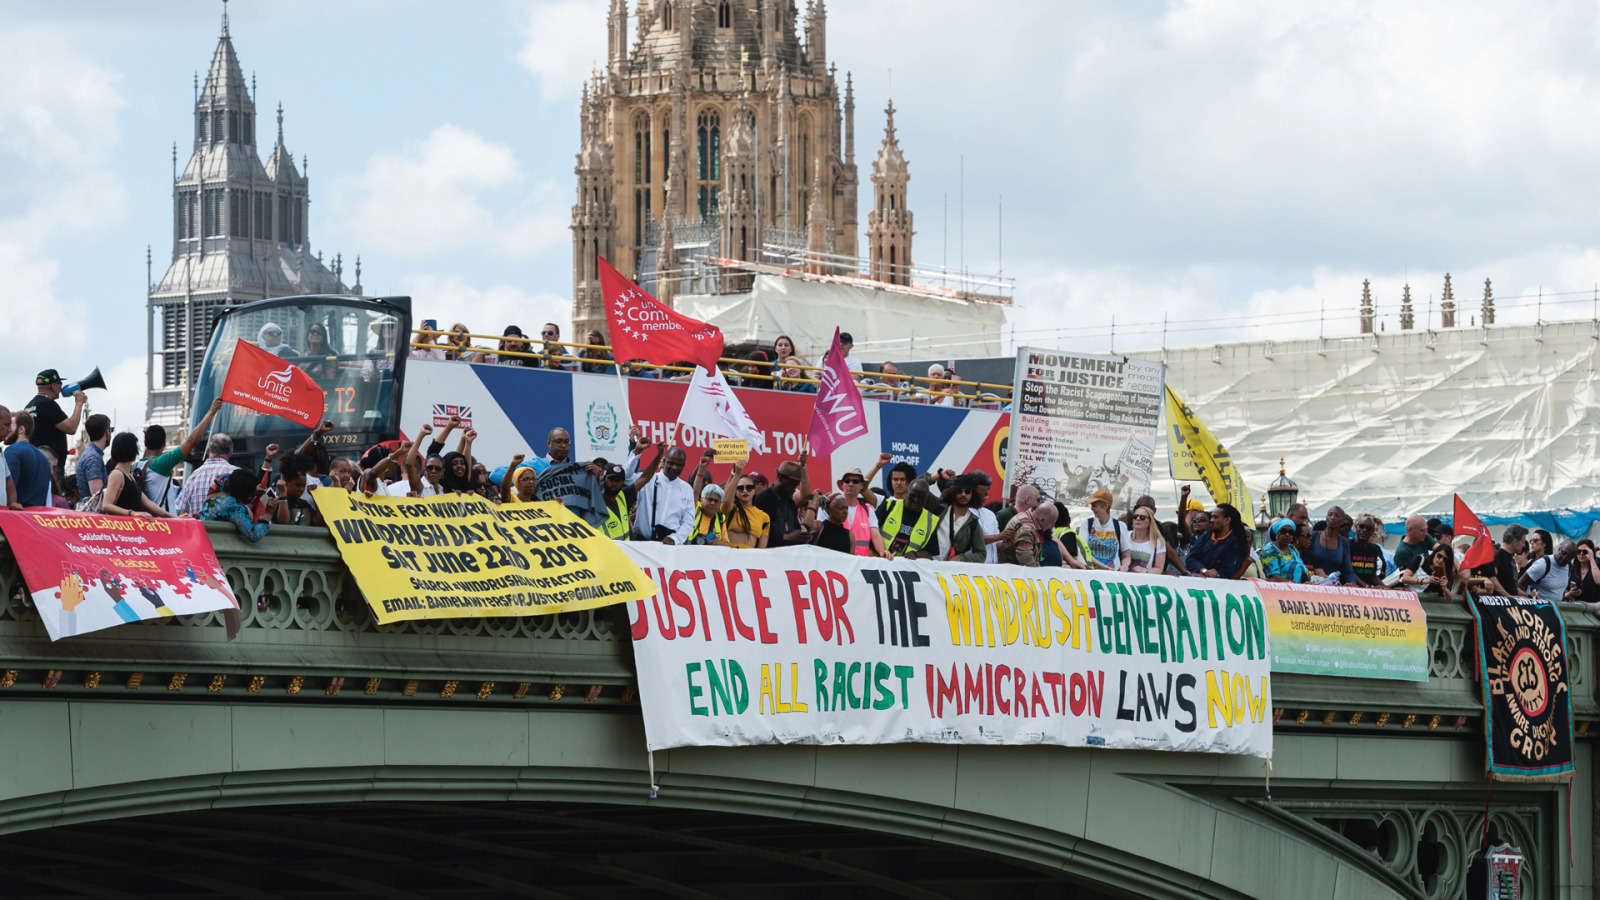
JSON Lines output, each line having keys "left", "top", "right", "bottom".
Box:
{"left": 317, "top": 491, "right": 655, "bottom": 625}
{"left": 1164, "top": 385, "right": 1252, "bottom": 512}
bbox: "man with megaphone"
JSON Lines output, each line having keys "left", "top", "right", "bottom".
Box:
{"left": 26, "top": 369, "right": 89, "bottom": 479}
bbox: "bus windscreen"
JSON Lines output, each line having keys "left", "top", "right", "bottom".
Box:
{"left": 191, "top": 302, "right": 403, "bottom": 442}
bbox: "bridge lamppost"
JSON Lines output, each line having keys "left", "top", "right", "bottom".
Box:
{"left": 1267, "top": 458, "right": 1300, "bottom": 518}
{"left": 1254, "top": 493, "right": 1273, "bottom": 548}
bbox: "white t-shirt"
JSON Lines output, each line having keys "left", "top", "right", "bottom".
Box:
{"left": 383, "top": 479, "right": 442, "bottom": 498}
{"left": 976, "top": 507, "right": 1001, "bottom": 564}
{"left": 1127, "top": 534, "right": 1165, "bottom": 571}
{"left": 841, "top": 354, "right": 863, "bottom": 375}
{"left": 1078, "top": 515, "right": 1130, "bottom": 568}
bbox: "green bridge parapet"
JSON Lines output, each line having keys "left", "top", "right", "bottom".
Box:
{"left": 0, "top": 521, "right": 1593, "bottom": 732}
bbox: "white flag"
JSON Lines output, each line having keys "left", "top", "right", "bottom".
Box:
{"left": 677, "top": 365, "right": 763, "bottom": 442}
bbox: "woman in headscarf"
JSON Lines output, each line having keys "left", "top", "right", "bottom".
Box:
{"left": 1259, "top": 518, "right": 1307, "bottom": 583}
{"left": 258, "top": 322, "right": 297, "bottom": 357}
{"left": 500, "top": 455, "right": 539, "bottom": 504}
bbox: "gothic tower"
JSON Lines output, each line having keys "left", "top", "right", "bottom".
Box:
{"left": 1482, "top": 278, "right": 1496, "bottom": 325}
{"left": 867, "top": 99, "right": 912, "bottom": 286}
{"left": 1399, "top": 283, "right": 1414, "bottom": 330}
{"left": 1440, "top": 273, "right": 1456, "bottom": 328}
{"left": 1359, "top": 279, "right": 1374, "bottom": 334}
{"left": 571, "top": 85, "right": 619, "bottom": 335}
{"left": 146, "top": 9, "right": 347, "bottom": 425}
{"left": 570, "top": 0, "right": 867, "bottom": 336}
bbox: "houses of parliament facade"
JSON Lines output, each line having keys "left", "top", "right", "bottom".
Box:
{"left": 571, "top": 0, "right": 914, "bottom": 337}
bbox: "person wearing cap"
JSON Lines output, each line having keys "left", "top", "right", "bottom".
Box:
{"left": 1077, "top": 489, "right": 1129, "bottom": 570}
{"left": 838, "top": 332, "right": 862, "bottom": 375}
{"left": 932, "top": 475, "right": 987, "bottom": 562}
{"left": 26, "top": 369, "right": 86, "bottom": 477}
{"left": 495, "top": 326, "right": 533, "bottom": 367}
{"left": 685, "top": 482, "right": 730, "bottom": 546}
{"left": 258, "top": 322, "right": 297, "bottom": 358}
{"left": 599, "top": 442, "right": 665, "bottom": 541}
{"left": 754, "top": 452, "right": 813, "bottom": 548}
{"left": 836, "top": 466, "right": 890, "bottom": 558}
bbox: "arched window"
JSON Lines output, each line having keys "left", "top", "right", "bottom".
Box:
{"left": 634, "top": 115, "right": 652, "bottom": 185}
{"left": 228, "top": 110, "right": 240, "bottom": 144}
{"left": 663, "top": 1, "right": 674, "bottom": 31}
{"left": 890, "top": 245, "right": 896, "bottom": 280}
{"left": 718, "top": 0, "right": 732, "bottom": 28}
{"left": 696, "top": 109, "right": 721, "bottom": 221}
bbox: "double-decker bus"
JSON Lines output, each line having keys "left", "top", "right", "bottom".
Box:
{"left": 187, "top": 294, "right": 410, "bottom": 470}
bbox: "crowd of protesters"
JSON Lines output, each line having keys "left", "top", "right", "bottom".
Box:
{"left": 409, "top": 324, "right": 989, "bottom": 405}
{"left": 15, "top": 329, "right": 1598, "bottom": 614}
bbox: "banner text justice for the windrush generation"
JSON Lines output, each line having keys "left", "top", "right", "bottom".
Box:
{"left": 623, "top": 544, "right": 1272, "bottom": 757}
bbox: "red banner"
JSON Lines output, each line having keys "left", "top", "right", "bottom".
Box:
{"left": 599, "top": 257, "right": 724, "bottom": 371}
{"left": 0, "top": 509, "right": 239, "bottom": 641}
{"left": 221, "top": 338, "right": 325, "bottom": 427}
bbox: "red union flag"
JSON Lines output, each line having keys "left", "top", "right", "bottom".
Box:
{"left": 220, "top": 339, "right": 325, "bottom": 427}
{"left": 1453, "top": 494, "right": 1497, "bottom": 570}
{"left": 599, "top": 256, "right": 724, "bottom": 371}
{"left": 807, "top": 327, "right": 868, "bottom": 458}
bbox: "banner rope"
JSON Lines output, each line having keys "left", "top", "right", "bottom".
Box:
{"left": 647, "top": 748, "right": 659, "bottom": 799}
{"left": 1262, "top": 756, "right": 1272, "bottom": 801}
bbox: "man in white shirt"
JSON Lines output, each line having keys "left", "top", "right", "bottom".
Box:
{"left": 634, "top": 447, "right": 694, "bottom": 543}
{"left": 839, "top": 331, "right": 863, "bottom": 376}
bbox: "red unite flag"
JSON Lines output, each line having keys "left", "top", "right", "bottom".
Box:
{"left": 220, "top": 339, "right": 325, "bottom": 428}
{"left": 1453, "top": 493, "right": 1496, "bottom": 570}
{"left": 598, "top": 257, "right": 724, "bottom": 372}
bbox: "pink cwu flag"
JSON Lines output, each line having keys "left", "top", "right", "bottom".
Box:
{"left": 806, "top": 327, "right": 869, "bottom": 458}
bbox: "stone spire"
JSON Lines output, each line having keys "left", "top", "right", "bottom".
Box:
{"left": 867, "top": 98, "right": 912, "bottom": 286}
{"left": 1482, "top": 277, "right": 1496, "bottom": 325}
{"left": 719, "top": 93, "right": 758, "bottom": 264}
{"left": 658, "top": 217, "right": 678, "bottom": 307}
{"left": 607, "top": 0, "right": 629, "bottom": 75}
{"left": 1399, "top": 283, "right": 1414, "bottom": 330}
{"left": 571, "top": 87, "right": 619, "bottom": 338}
{"left": 149, "top": 12, "right": 346, "bottom": 425}
{"left": 806, "top": 174, "right": 828, "bottom": 274}
{"left": 1359, "top": 279, "right": 1374, "bottom": 334}
{"left": 806, "top": 0, "right": 826, "bottom": 69}
{"left": 1440, "top": 273, "right": 1456, "bottom": 328}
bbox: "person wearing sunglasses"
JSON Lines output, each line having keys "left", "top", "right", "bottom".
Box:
{"left": 1570, "top": 539, "right": 1600, "bottom": 607}
{"left": 1259, "top": 519, "right": 1307, "bottom": 583}
{"left": 1123, "top": 503, "right": 1167, "bottom": 574}
{"left": 717, "top": 460, "right": 770, "bottom": 549}
{"left": 257, "top": 322, "right": 298, "bottom": 358}
{"left": 539, "top": 323, "right": 566, "bottom": 370}
{"left": 1349, "top": 516, "right": 1389, "bottom": 587}
{"left": 835, "top": 467, "right": 890, "bottom": 558}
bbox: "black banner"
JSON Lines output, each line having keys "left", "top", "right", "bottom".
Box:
{"left": 1468, "top": 594, "right": 1575, "bottom": 782}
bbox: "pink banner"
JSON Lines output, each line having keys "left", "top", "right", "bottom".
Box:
{"left": 807, "top": 327, "right": 869, "bottom": 458}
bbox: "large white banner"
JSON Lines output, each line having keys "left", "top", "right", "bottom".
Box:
{"left": 622, "top": 544, "right": 1272, "bottom": 758}
{"left": 1007, "top": 347, "right": 1165, "bottom": 512}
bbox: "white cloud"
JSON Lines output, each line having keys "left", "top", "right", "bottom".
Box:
{"left": 399, "top": 274, "right": 573, "bottom": 343}
{"left": 513, "top": 0, "right": 608, "bottom": 104}
{"left": 0, "top": 17, "right": 127, "bottom": 401}
{"left": 328, "top": 124, "right": 567, "bottom": 258}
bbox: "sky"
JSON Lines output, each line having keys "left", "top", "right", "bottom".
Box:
{"left": 8, "top": 0, "right": 1600, "bottom": 429}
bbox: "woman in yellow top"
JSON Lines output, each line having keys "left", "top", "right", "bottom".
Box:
{"left": 722, "top": 461, "right": 770, "bottom": 549}
{"left": 500, "top": 454, "right": 538, "bottom": 504}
